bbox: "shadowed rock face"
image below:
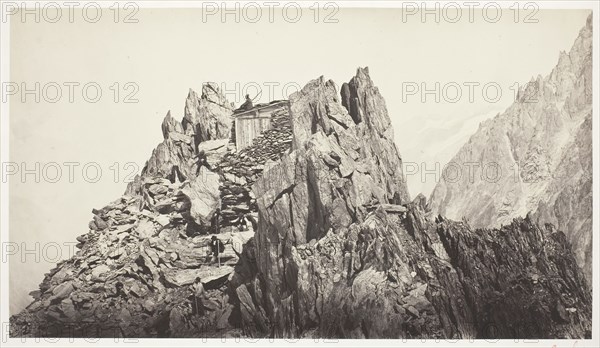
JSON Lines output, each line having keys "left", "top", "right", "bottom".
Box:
{"left": 429, "top": 14, "right": 593, "bottom": 282}
{"left": 10, "top": 63, "right": 592, "bottom": 339}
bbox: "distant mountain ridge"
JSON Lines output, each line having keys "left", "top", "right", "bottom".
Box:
{"left": 429, "top": 14, "right": 593, "bottom": 281}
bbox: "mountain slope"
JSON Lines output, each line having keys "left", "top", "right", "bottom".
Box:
{"left": 429, "top": 14, "right": 593, "bottom": 281}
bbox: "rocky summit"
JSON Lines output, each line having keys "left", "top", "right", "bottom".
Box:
{"left": 10, "top": 65, "right": 592, "bottom": 339}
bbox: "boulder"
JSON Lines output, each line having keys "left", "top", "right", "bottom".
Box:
{"left": 51, "top": 281, "right": 75, "bottom": 300}
{"left": 91, "top": 265, "right": 111, "bottom": 281}
{"left": 180, "top": 172, "right": 220, "bottom": 228}
{"left": 136, "top": 219, "right": 157, "bottom": 239}
{"left": 163, "top": 266, "right": 234, "bottom": 287}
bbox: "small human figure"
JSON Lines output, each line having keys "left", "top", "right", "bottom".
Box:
{"left": 211, "top": 208, "right": 221, "bottom": 235}
{"left": 234, "top": 94, "right": 253, "bottom": 113}
{"left": 210, "top": 235, "right": 225, "bottom": 267}
{"left": 240, "top": 94, "right": 253, "bottom": 111}
{"left": 192, "top": 277, "right": 205, "bottom": 316}
{"left": 195, "top": 149, "right": 211, "bottom": 175}
{"left": 342, "top": 240, "right": 354, "bottom": 280}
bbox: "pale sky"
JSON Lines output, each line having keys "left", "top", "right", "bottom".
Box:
{"left": 8, "top": 7, "right": 592, "bottom": 314}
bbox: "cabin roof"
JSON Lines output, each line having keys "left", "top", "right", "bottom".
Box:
{"left": 233, "top": 100, "right": 289, "bottom": 118}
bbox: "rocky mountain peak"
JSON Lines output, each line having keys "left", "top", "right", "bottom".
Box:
{"left": 341, "top": 66, "right": 393, "bottom": 139}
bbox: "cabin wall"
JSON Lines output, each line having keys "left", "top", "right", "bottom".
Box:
{"left": 235, "top": 115, "right": 272, "bottom": 150}
{"left": 234, "top": 102, "right": 289, "bottom": 151}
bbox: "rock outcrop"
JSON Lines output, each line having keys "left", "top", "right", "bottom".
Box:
{"left": 132, "top": 83, "right": 234, "bottom": 185}
{"left": 183, "top": 83, "right": 234, "bottom": 145}
{"left": 11, "top": 64, "right": 592, "bottom": 339}
{"left": 429, "top": 14, "right": 593, "bottom": 281}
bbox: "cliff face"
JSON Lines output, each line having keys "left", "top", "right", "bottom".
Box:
{"left": 429, "top": 14, "right": 593, "bottom": 281}
{"left": 10, "top": 67, "right": 592, "bottom": 339}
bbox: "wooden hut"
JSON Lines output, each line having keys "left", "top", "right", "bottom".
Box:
{"left": 233, "top": 100, "right": 290, "bottom": 151}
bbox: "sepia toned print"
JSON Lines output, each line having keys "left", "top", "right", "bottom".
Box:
{"left": 1, "top": 2, "right": 597, "bottom": 344}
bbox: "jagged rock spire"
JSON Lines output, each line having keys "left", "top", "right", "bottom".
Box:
{"left": 161, "top": 110, "right": 183, "bottom": 139}
{"left": 183, "top": 83, "right": 234, "bottom": 145}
